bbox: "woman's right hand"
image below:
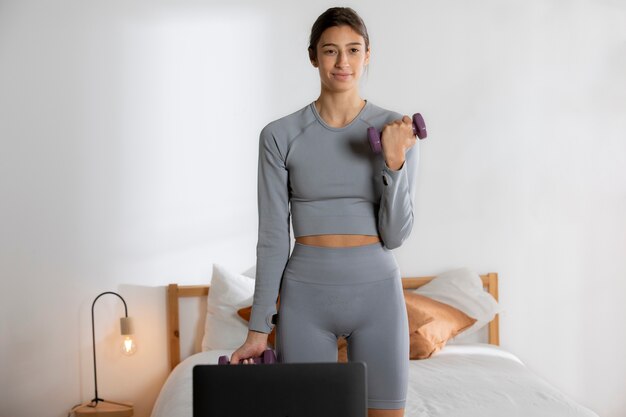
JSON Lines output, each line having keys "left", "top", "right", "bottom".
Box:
{"left": 229, "top": 330, "right": 270, "bottom": 364}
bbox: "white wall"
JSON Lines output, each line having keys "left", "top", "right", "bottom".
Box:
{"left": 1, "top": 1, "right": 624, "bottom": 416}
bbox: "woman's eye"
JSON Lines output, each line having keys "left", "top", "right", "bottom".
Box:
{"left": 324, "top": 50, "right": 337, "bottom": 55}
{"left": 351, "top": 48, "right": 360, "bottom": 53}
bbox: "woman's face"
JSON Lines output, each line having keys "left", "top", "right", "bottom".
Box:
{"left": 311, "top": 25, "right": 370, "bottom": 94}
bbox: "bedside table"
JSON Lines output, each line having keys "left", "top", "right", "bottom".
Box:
{"left": 72, "top": 400, "right": 133, "bottom": 416}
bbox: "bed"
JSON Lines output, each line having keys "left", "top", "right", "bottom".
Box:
{"left": 151, "top": 268, "right": 599, "bottom": 417}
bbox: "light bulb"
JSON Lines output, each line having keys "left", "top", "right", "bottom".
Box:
{"left": 119, "top": 316, "right": 136, "bottom": 355}
{"left": 121, "top": 336, "right": 137, "bottom": 355}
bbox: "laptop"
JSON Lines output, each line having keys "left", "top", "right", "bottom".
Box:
{"left": 193, "top": 362, "right": 367, "bottom": 417}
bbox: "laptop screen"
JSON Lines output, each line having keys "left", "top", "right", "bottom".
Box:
{"left": 193, "top": 362, "right": 367, "bottom": 417}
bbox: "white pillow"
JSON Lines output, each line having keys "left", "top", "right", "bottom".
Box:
{"left": 201, "top": 263, "right": 255, "bottom": 350}
{"left": 414, "top": 267, "right": 501, "bottom": 337}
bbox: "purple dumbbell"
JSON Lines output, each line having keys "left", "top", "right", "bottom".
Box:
{"left": 367, "top": 113, "right": 427, "bottom": 154}
{"left": 218, "top": 349, "right": 278, "bottom": 365}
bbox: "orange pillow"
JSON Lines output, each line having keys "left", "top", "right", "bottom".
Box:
{"left": 403, "top": 290, "right": 477, "bottom": 359}
{"left": 237, "top": 291, "right": 476, "bottom": 362}
{"left": 338, "top": 337, "right": 348, "bottom": 363}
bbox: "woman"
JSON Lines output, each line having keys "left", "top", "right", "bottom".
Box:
{"left": 230, "top": 7, "right": 419, "bottom": 417}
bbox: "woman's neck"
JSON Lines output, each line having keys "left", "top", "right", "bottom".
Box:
{"left": 314, "top": 91, "right": 366, "bottom": 128}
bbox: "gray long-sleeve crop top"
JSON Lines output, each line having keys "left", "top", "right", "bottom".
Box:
{"left": 249, "top": 100, "right": 420, "bottom": 334}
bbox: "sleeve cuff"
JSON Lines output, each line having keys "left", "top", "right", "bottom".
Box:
{"left": 381, "top": 161, "right": 406, "bottom": 187}
{"left": 248, "top": 303, "right": 277, "bottom": 334}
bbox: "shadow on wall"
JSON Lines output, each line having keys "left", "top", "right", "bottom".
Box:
{"left": 117, "top": 284, "right": 171, "bottom": 417}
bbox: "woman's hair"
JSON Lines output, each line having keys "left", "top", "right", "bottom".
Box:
{"left": 308, "top": 7, "right": 370, "bottom": 62}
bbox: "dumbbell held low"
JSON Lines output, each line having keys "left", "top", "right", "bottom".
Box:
{"left": 367, "top": 113, "right": 427, "bottom": 154}
{"left": 218, "top": 349, "right": 278, "bottom": 365}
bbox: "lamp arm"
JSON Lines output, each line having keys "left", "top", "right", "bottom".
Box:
{"left": 90, "top": 291, "right": 129, "bottom": 404}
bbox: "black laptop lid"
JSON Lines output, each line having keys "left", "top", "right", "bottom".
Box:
{"left": 193, "top": 362, "right": 367, "bottom": 417}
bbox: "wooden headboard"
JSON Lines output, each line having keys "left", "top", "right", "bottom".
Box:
{"left": 167, "top": 272, "right": 499, "bottom": 371}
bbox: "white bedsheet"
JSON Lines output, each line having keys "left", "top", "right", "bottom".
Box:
{"left": 150, "top": 344, "right": 598, "bottom": 417}
{"left": 404, "top": 344, "right": 598, "bottom": 417}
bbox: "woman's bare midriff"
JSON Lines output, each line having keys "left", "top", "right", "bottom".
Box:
{"left": 295, "top": 234, "right": 381, "bottom": 248}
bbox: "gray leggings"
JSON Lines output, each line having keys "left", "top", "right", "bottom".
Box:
{"left": 275, "top": 242, "right": 409, "bottom": 410}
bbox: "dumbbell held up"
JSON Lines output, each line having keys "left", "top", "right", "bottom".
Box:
{"left": 367, "top": 113, "right": 427, "bottom": 154}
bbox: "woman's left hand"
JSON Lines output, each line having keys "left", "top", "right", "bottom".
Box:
{"left": 381, "top": 115, "right": 416, "bottom": 170}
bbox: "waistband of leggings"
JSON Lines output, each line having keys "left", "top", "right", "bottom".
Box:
{"left": 285, "top": 241, "right": 399, "bottom": 285}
